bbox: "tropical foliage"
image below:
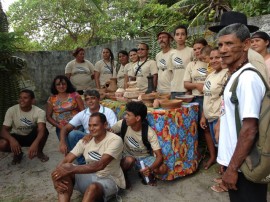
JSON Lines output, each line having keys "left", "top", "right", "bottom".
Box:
{"left": 6, "top": 0, "right": 270, "bottom": 51}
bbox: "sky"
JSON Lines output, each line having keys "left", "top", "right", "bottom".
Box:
{"left": 1, "top": 0, "right": 17, "bottom": 12}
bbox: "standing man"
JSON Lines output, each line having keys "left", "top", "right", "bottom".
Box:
{"left": 129, "top": 43, "right": 158, "bottom": 92}
{"left": 156, "top": 31, "right": 176, "bottom": 94}
{"left": 52, "top": 112, "right": 125, "bottom": 202}
{"left": 59, "top": 89, "right": 117, "bottom": 164}
{"left": 217, "top": 23, "right": 267, "bottom": 201}
{"left": 171, "top": 25, "right": 194, "bottom": 98}
{"left": 0, "top": 89, "right": 49, "bottom": 164}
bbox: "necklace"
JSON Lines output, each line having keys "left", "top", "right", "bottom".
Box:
{"left": 219, "top": 58, "right": 249, "bottom": 96}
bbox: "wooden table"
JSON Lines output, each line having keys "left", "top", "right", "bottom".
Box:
{"left": 100, "top": 99, "right": 199, "bottom": 180}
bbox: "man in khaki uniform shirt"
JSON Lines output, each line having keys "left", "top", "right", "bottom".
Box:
{"left": 52, "top": 112, "right": 125, "bottom": 201}
{"left": 156, "top": 31, "right": 176, "bottom": 93}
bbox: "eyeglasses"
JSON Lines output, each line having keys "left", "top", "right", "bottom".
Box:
{"left": 137, "top": 48, "right": 147, "bottom": 51}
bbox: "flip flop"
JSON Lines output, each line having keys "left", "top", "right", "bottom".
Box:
{"left": 37, "top": 153, "right": 49, "bottom": 162}
{"left": 211, "top": 184, "right": 228, "bottom": 193}
{"left": 11, "top": 152, "right": 24, "bottom": 165}
{"left": 213, "top": 177, "right": 222, "bottom": 184}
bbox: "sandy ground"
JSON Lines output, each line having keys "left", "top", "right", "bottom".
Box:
{"left": 0, "top": 123, "right": 269, "bottom": 202}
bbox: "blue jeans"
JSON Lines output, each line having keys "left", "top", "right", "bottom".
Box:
{"left": 209, "top": 119, "right": 218, "bottom": 147}
{"left": 193, "top": 96, "right": 204, "bottom": 136}
{"left": 67, "top": 128, "right": 86, "bottom": 165}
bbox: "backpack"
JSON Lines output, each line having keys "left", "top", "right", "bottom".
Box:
{"left": 230, "top": 67, "right": 270, "bottom": 184}
{"left": 120, "top": 119, "right": 152, "bottom": 154}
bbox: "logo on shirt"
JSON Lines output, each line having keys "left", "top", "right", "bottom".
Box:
{"left": 88, "top": 151, "right": 102, "bottom": 161}
{"left": 205, "top": 80, "right": 211, "bottom": 90}
{"left": 134, "top": 66, "right": 142, "bottom": 76}
{"left": 127, "top": 136, "right": 140, "bottom": 148}
{"left": 197, "top": 67, "right": 207, "bottom": 75}
{"left": 174, "top": 57, "right": 183, "bottom": 65}
{"left": 159, "top": 59, "right": 167, "bottom": 71}
{"left": 20, "top": 117, "right": 33, "bottom": 126}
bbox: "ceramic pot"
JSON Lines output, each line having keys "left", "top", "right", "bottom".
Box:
{"left": 106, "top": 78, "right": 118, "bottom": 92}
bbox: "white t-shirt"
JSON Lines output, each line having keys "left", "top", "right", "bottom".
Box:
{"left": 69, "top": 105, "right": 117, "bottom": 133}
{"left": 217, "top": 64, "right": 266, "bottom": 167}
{"left": 71, "top": 131, "right": 125, "bottom": 189}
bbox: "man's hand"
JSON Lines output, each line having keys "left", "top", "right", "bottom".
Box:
{"left": 82, "top": 134, "right": 93, "bottom": 143}
{"left": 59, "top": 142, "right": 68, "bottom": 155}
{"left": 222, "top": 167, "right": 238, "bottom": 190}
{"left": 9, "top": 138, "right": 22, "bottom": 155}
{"left": 52, "top": 163, "right": 75, "bottom": 181}
{"left": 196, "top": 83, "right": 204, "bottom": 93}
{"left": 200, "top": 116, "right": 207, "bottom": 129}
{"left": 52, "top": 179, "right": 69, "bottom": 194}
{"left": 140, "top": 166, "right": 152, "bottom": 177}
{"left": 28, "top": 142, "right": 39, "bottom": 159}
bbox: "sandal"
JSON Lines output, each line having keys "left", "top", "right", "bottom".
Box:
{"left": 11, "top": 152, "right": 24, "bottom": 165}
{"left": 211, "top": 184, "right": 228, "bottom": 193}
{"left": 37, "top": 153, "right": 49, "bottom": 162}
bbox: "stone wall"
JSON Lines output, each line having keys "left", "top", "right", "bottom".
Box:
{"left": 15, "top": 14, "right": 270, "bottom": 104}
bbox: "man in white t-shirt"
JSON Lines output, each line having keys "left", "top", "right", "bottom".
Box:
{"left": 52, "top": 112, "right": 125, "bottom": 201}
{"left": 216, "top": 23, "right": 267, "bottom": 201}
{"left": 156, "top": 31, "right": 176, "bottom": 93}
{"left": 171, "top": 25, "right": 194, "bottom": 98}
{"left": 111, "top": 101, "right": 167, "bottom": 187}
{"left": 0, "top": 89, "right": 49, "bottom": 164}
{"left": 59, "top": 89, "right": 117, "bottom": 164}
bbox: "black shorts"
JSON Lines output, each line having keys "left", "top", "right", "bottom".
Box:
{"left": 11, "top": 127, "right": 48, "bottom": 147}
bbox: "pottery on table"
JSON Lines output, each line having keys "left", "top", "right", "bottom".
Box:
{"left": 175, "top": 95, "right": 194, "bottom": 103}
{"left": 106, "top": 78, "right": 118, "bottom": 92}
{"left": 159, "top": 99, "right": 183, "bottom": 109}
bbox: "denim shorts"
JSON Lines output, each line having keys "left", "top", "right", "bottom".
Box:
{"left": 209, "top": 119, "right": 218, "bottom": 147}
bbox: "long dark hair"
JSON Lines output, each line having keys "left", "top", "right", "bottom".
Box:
{"left": 50, "top": 75, "right": 76, "bottom": 95}
{"left": 103, "top": 48, "right": 114, "bottom": 68}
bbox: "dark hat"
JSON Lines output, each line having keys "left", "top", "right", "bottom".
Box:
{"left": 208, "top": 11, "right": 259, "bottom": 33}
{"left": 157, "top": 31, "right": 173, "bottom": 40}
{"left": 84, "top": 89, "right": 100, "bottom": 99}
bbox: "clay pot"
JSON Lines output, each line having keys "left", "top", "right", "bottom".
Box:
{"left": 157, "top": 93, "right": 170, "bottom": 100}
{"left": 106, "top": 78, "right": 118, "bottom": 92}
{"left": 159, "top": 99, "right": 182, "bottom": 109}
{"left": 98, "top": 88, "right": 107, "bottom": 100}
{"left": 175, "top": 95, "right": 194, "bottom": 103}
{"left": 141, "top": 93, "right": 156, "bottom": 107}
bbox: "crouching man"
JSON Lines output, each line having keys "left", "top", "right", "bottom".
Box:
{"left": 111, "top": 101, "right": 168, "bottom": 186}
{"left": 0, "top": 89, "right": 49, "bottom": 164}
{"left": 51, "top": 112, "right": 125, "bottom": 202}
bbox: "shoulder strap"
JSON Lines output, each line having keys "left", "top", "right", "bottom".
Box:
{"left": 141, "top": 119, "right": 152, "bottom": 154}
{"left": 229, "top": 67, "right": 268, "bottom": 136}
{"left": 135, "top": 59, "right": 148, "bottom": 76}
{"left": 120, "top": 119, "right": 152, "bottom": 154}
{"left": 120, "top": 119, "right": 128, "bottom": 140}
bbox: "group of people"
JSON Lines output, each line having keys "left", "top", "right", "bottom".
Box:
{"left": 0, "top": 11, "right": 269, "bottom": 202}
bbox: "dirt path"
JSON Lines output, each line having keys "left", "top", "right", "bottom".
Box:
{"left": 0, "top": 124, "right": 269, "bottom": 202}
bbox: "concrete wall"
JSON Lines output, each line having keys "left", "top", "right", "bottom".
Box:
{"left": 15, "top": 14, "right": 270, "bottom": 104}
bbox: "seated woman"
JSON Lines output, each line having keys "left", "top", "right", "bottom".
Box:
{"left": 65, "top": 47, "right": 95, "bottom": 95}
{"left": 251, "top": 31, "right": 270, "bottom": 82}
{"left": 46, "top": 75, "right": 85, "bottom": 139}
{"left": 116, "top": 50, "right": 129, "bottom": 89}
{"left": 94, "top": 48, "right": 117, "bottom": 89}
